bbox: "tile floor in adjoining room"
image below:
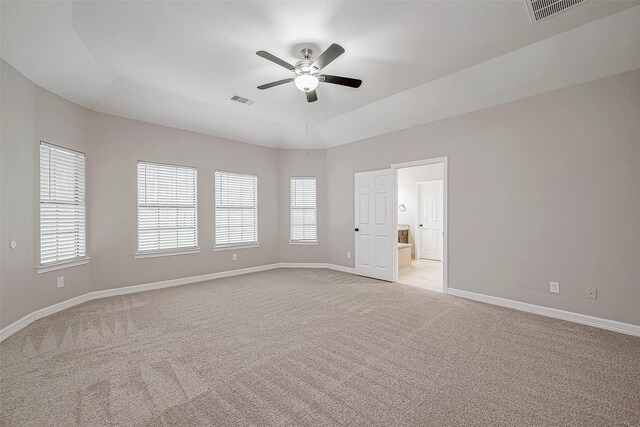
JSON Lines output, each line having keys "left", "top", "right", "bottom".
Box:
{"left": 398, "top": 258, "right": 443, "bottom": 292}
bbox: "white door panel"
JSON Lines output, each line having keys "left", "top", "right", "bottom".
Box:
{"left": 355, "top": 169, "right": 394, "bottom": 281}
{"left": 359, "top": 194, "right": 370, "bottom": 224}
{"left": 418, "top": 180, "right": 443, "bottom": 261}
{"left": 375, "top": 193, "right": 387, "bottom": 224}
{"left": 359, "top": 234, "right": 371, "bottom": 266}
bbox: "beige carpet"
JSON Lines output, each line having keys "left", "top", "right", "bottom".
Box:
{"left": 1, "top": 268, "right": 639, "bottom": 426}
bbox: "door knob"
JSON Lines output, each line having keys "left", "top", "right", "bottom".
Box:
{"left": 419, "top": 224, "right": 423, "bottom": 227}
{"left": 355, "top": 228, "right": 359, "bottom": 232}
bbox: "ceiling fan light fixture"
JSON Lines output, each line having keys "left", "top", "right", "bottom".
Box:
{"left": 294, "top": 74, "right": 319, "bottom": 92}
{"left": 257, "top": 43, "right": 360, "bottom": 102}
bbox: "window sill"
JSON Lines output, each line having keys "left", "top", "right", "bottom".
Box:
{"left": 135, "top": 248, "right": 200, "bottom": 259}
{"left": 37, "top": 257, "right": 91, "bottom": 274}
{"left": 289, "top": 241, "right": 319, "bottom": 245}
{"left": 214, "top": 243, "right": 260, "bottom": 251}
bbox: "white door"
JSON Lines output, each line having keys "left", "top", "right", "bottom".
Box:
{"left": 354, "top": 169, "right": 395, "bottom": 281}
{"left": 418, "top": 180, "right": 443, "bottom": 261}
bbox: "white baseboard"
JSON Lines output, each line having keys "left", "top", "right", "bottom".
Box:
{"left": 0, "top": 263, "right": 355, "bottom": 342}
{"left": 326, "top": 264, "right": 357, "bottom": 274}
{"left": 0, "top": 293, "right": 95, "bottom": 344}
{"left": 447, "top": 288, "right": 640, "bottom": 337}
{"left": 90, "top": 263, "right": 282, "bottom": 299}
{"left": 279, "top": 262, "right": 328, "bottom": 269}
{"left": 279, "top": 262, "right": 356, "bottom": 274}
{"left": 0, "top": 263, "right": 280, "bottom": 342}
{"left": 5, "top": 265, "right": 634, "bottom": 343}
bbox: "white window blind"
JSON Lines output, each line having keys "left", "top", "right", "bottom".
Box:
{"left": 215, "top": 170, "right": 258, "bottom": 247}
{"left": 137, "top": 161, "right": 197, "bottom": 253}
{"left": 40, "top": 142, "right": 86, "bottom": 265}
{"left": 290, "top": 177, "right": 317, "bottom": 242}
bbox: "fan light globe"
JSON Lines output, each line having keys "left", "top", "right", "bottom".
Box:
{"left": 294, "top": 74, "right": 319, "bottom": 92}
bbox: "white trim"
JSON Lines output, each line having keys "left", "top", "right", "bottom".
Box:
{"left": 288, "top": 241, "right": 319, "bottom": 245}
{"left": 280, "top": 262, "right": 330, "bottom": 268}
{"left": 391, "top": 157, "right": 448, "bottom": 293}
{"left": 0, "top": 263, "right": 351, "bottom": 342}
{"left": 2, "top": 263, "right": 636, "bottom": 342}
{"left": 447, "top": 288, "right": 640, "bottom": 337}
{"left": 279, "top": 263, "right": 357, "bottom": 274}
{"left": 135, "top": 248, "right": 200, "bottom": 259}
{"left": 326, "top": 264, "right": 357, "bottom": 274}
{"left": 1, "top": 263, "right": 278, "bottom": 342}
{"left": 36, "top": 258, "right": 91, "bottom": 274}
{"left": 391, "top": 156, "right": 449, "bottom": 170}
{"left": 213, "top": 243, "right": 260, "bottom": 251}
{"left": 0, "top": 293, "right": 94, "bottom": 343}
{"left": 280, "top": 262, "right": 325, "bottom": 268}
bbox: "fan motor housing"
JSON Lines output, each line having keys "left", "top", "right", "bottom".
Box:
{"left": 294, "top": 59, "right": 318, "bottom": 76}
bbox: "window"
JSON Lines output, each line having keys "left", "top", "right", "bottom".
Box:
{"left": 290, "top": 177, "right": 317, "bottom": 242}
{"left": 137, "top": 161, "right": 198, "bottom": 254}
{"left": 40, "top": 142, "right": 86, "bottom": 265}
{"left": 215, "top": 170, "right": 258, "bottom": 248}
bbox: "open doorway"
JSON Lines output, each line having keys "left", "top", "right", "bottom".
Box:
{"left": 394, "top": 159, "right": 446, "bottom": 293}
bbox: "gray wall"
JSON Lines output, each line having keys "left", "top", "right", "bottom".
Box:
{"left": 2, "top": 58, "right": 640, "bottom": 329}
{"left": 87, "top": 112, "right": 280, "bottom": 293}
{"left": 326, "top": 69, "right": 640, "bottom": 326}
{"left": 1, "top": 60, "right": 281, "bottom": 327}
{"left": 1, "top": 61, "right": 93, "bottom": 328}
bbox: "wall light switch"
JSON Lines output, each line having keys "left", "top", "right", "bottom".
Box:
{"left": 347, "top": 251, "right": 352, "bottom": 259}
{"left": 57, "top": 277, "right": 64, "bottom": 288}
{"left": 586, "top": 287, "right": 597, "bottom": 299}
{"left": 549, "top": 281, "right": 560, "bottom": 294}
{"left": 232, "top": 253, "right": 238, "bottom": 261}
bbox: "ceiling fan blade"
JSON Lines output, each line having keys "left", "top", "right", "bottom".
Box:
{"left": 256, "top": 50, "right": 295, "bottom": 71}
{"left": 312, "top": 43, "right": 345, "bottom": 71}
{"left": 257, "top": 78, "right": 294, "bottom": 90}
{"left": 306, "top": 90, "right": 318, "bottom": 103}
{"left": 320, "top": 74, "right": 362, "bottom": 88}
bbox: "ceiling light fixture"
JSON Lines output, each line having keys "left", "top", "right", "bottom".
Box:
{"left": 257, "top": 44, "right": 362, "bottom": 102}
{"left": 294, "top": 74, "right": 319, "bottom": 92}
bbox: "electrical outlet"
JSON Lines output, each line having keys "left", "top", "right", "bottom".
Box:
{"left": 347, "top": 251, "right": 352, "bottom": 259}
{"left": 549, "top": 281, "right": 560, "bottom": 294}
{"left": 57, "top": 277, "right": 64, "bottom": 288}
{"left": 232, "top": 253, "right": 238, "bottom": 261}
{"left": 586, "top": 287, "right": 597, "bottom": 299}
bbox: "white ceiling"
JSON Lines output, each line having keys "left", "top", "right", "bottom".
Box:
{"left": 2, "top": 1, "right": 639, "bottom": 148}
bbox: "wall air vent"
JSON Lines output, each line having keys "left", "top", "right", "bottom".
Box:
{"left": 230, "top": 95, "right": 254, "bottom": 105}
{"left": 526, "top": 0, "right": 588, "bottom": 23}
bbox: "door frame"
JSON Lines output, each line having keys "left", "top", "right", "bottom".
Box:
{"left": 391, "top": 157, "right": 448, "bottom": 293}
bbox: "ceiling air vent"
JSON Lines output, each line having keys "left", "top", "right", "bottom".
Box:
{"left": 230, "top": 95, "right": 254, "bottom": 105}
{"left": 526, "top": 0, "right": 588, "bottom": 23}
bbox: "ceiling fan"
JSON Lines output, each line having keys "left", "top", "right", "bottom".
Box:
{"left": 256, "top": 43, "right": 362, "bottom": 103}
